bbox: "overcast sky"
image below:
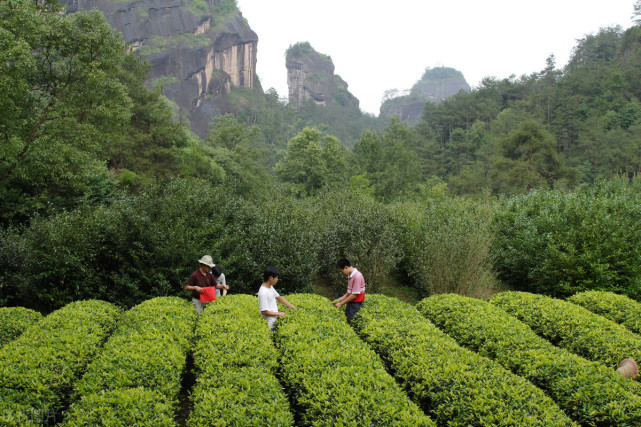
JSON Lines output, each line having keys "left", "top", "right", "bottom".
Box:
{"left": 236, "top": 0, "right": 636, "bottom": 115}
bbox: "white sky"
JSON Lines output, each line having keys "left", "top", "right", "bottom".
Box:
{"left": 236, "top": 0, "right": 636, "bottom": 115}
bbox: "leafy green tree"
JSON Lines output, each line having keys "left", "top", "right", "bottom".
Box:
{"left": 275, "top": 127, "right": 329, "bottom": 195}
{"left": 489, "top": 120, "right": 576, "bottom": 194}
{"left": 492, "top": 178, "right": 641, "bottom": 299}
{"left": 107, "top": 54, "right": 192, "bottom": 181}
{"left": 0, "top": 0, "right": 131, "bottom": 225}
{"left": 354, "top": 117, "right": 422, "bottom": 200}
{"left": 321, "top": 135, "right": 353, "bottom": 187}
{"left": 203, "top": 114, "right": 274, "bottom": 195}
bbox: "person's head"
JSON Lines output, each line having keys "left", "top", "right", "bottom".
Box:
{"left": 211, "top": 264, "right": 222, "bottom": 279}
{"left": 263, "top": 266, "right": 280, "bottom": 283}
{"left": 336, "top": 258, "right": 352, "bottom": 276}
{"left": 199, "top": 255, "right": 214, "bottom": 272}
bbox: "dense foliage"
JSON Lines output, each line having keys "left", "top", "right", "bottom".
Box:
{"left": 355, "top": 295, "right": 575, "bottom": 426}
{"left": 419, "top": 293, "right": 641, "bottom": 425}
{"left": 491, "top": 291, "right": 641, "bottom": 369}
{"left": 0, "top": 307, "right": 41, "bottom": 348}
{"left": 275, "top": 294, "right": 434, "bottom": 426}
{"left": 569, "top": 290, "right": 641, "bottom": 334}
{"left": 189, "top": 295, "right": 294, "bottom": 426}
{"left": 0, "top": 300, "right": 121, "bottom": 420}
{"left": 492, "top": 178, "right": 641, "bottom": 298}
{"left": 64, "top": 297, "right": 195, "bottom": 425}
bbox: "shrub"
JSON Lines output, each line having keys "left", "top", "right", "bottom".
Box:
{"left": 568, "top": 290, "right": 641, "bottom": 334}
{"left": 418, "top": 293, "right": 641, "bottom": 425}
{"left": 62, "top": 388, "right": 176, "bottom": 426}
{"left": 0, "top": 179, "right": 231, "bottom": 310}
{"left": 189, "top": 295, "right": 294, "bottom": 426}
{"left": 393, "top": 195, "right": 499, "bottom": 298}
{"left": 492, "top": 178, "right": 641, "bottom": 298}
{"left": 313, "top": 189, "right": 402, "bottom": 294}
{"left": 0, "top": 307, "right": 42, "bottom": 348}
{"left": 0, "top": 179, "right": 320, "bottom": 311}
{"left": 0, "top": 300, "right": 121, "bottom": 417}
{"left": 355, "top": 295, "right": 575, "bottom": 426}
{"left": 490, "top": 291, "right": 641, "bottom": 368}
{"left": 274, "top": 294, "right": 435, "bottom": 426}
{"left": 218, "top": 191, "right": 320, "bottom": 295}
{"left": 192, "top": 295, "right": 278, "bottom": 371}
{"left": 189, "top": 367, "right": 293, "bottom": 426}
{"left": 66, "top": 297, "right": 196, "bottom": 424}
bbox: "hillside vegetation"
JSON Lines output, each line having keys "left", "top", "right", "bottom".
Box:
{"left": 0, "top": 2, "right": 641, "bottom": 308}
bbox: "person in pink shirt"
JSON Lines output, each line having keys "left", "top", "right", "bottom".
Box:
{"left": 332, "top": 258, "right": 366, "bottom": 324}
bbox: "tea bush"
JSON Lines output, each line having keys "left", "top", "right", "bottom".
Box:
{"left": 492, "top": 178, "right": 641, "bottom": 298}
{"left": 189, "top": 295, "right": 294, "bottom": 426}
{"left": 355, "top": 295, "right": 575, "bottom": 426}
{"left": 62, "top": 387, "right": 176, "bottom": 426}
{"left": 491, "top": 291, "right": 641, "bottom": 368}
{"left": 419, "top": 293, "right": 641, "bottom": 425}
{"left": 568, "top": 290, "right": 641, "bottom": 334}
{"left": 64, "top": 297, "right": 196, "bottom": 425}
{"left": 0, "top": 300, "right": 121, "bottom": 417}
{"left": 0, "top": 307, "right": 42, "bottom": 348}
{"left": 275, "top": 294, "right": 434, "bottom": 426}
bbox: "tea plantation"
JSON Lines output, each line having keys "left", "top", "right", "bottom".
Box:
{"left": 1, "top": 291, "right": 640, "bottom": 426}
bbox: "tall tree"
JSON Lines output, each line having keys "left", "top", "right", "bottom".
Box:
{"left": 0, "top": 0, "right": 131, "bottom": 225}
{"left": 275, "top": 127, "right": 328, "bottom": 196}
{"left": 489, "top": 120, "right": 576, "bottom": 194}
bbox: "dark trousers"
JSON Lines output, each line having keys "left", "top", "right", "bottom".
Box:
{"left": 345, "top": 301, "right": 363, "bottom": 324}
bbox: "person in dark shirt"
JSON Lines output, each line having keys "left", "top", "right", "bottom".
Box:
{"left": 185, "top": 255, "right": 229, "bottom": 315}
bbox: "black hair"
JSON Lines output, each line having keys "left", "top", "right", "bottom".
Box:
{"left": 336, "top": 258, "right": 351, "bottom": 269}
{"left": 211, "top": 265, "right": 223, "bottom": 278}
{"left": 263, "top": 266, "right": 280, "bottom": 282}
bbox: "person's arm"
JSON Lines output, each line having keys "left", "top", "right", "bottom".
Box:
{"left": 217, "top": 274, "right": 229, "bottom": 295}
{"left": 276, "top": 296, "right": 296, "bottom": 310}
{"left": 334, "top": 293, "right": 356, "bottom": 308}
{"left": 332, "top": 294, "right": 349, "bottom": 305}
{"left": 261, "top": 309, "right": 286, "bottom": 317}
{"left": 185, "top": 284, "right": 203, "bottom": 294}
{"left": 184, "top": 275, "right": 203, "bottom": 294}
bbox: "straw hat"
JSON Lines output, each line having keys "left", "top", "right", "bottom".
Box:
{"left": 198, "top": 255, "right": 214, "bottom": 267}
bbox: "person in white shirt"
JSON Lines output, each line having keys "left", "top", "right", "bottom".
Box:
{"left": 212, "top": 265, "right": 228, "bottom": 297}
{"left": 257, "top": 266, "right": 296, "bottom": 330}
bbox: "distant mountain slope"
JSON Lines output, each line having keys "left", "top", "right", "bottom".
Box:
{"left": 62, "top": 0, "right": 259, "bottom": 137}
{"left": 381, "top": 66, "right": 471, "bottom": 123}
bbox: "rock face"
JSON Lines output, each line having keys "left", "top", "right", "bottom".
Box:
{"left": 62, "top": 0, "right": 259, "bottom": 137}
{"left": 380, "top": 66, "right": 471, "bottom": 123}
{"left": 286, "top": 42, "right": 359, "bottom": 109}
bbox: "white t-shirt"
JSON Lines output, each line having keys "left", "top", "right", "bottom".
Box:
{"left": 257, "top": 284, "right": 280, "bottom": 329}
{"left": 215, "top": 273, "right": 226, "bottom": 297}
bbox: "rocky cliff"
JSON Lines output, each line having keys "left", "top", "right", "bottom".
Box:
{"left": 381, "top": 66, "right": 471, "bottom": 123}
{"left": 62, "top": 0, "right": 259, "bottom": 137}
{"left": 285, "top": 42, "right": 359, "bottom": 109}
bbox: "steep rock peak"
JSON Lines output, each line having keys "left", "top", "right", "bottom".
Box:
{"left": 285, "top": 42, "right": 358, "bottom": 109}
{"left": 61, "top": 0, "right": 259, "bottom": 137}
